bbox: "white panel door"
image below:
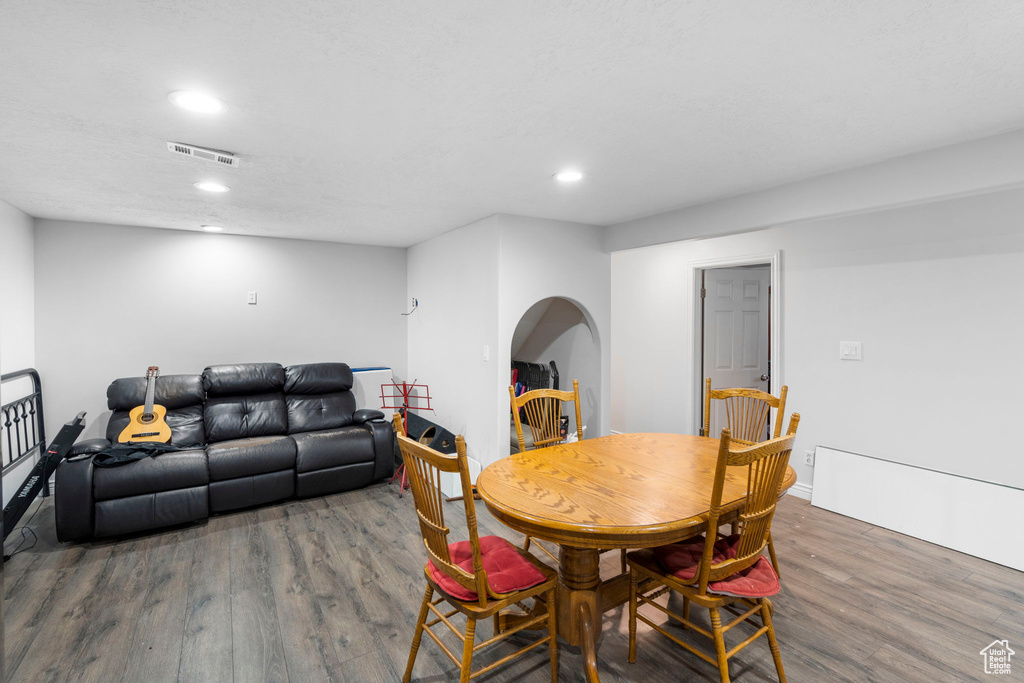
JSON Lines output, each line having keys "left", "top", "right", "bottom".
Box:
{"left": 702, "top": 266, "right": 770, "bottom": 437}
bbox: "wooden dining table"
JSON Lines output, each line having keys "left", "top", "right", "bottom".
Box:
{"left": 475, "top": 432, "right": 796, "bottom": 681}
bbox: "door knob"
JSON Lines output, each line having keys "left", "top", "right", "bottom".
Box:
{"left": 760, "top": 374, "right": 770, "bottom": 382}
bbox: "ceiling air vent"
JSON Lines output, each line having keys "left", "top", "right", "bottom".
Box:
{"left": 166, "top": 141, "right": 240, "bottom": 168}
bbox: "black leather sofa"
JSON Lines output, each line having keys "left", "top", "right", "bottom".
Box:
{"left": 55, "top": 362, "right": 394, "bottom": 541}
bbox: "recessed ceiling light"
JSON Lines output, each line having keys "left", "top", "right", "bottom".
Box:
{"left": 554, "top": 170, "right": 584, "bottom": 182}
{"left": 168, "top": 90, "right": 224, "bottom": 114}
{"left": 194, "top": 181, "right": 230, "bottom": 193}
{"left": 201, "top": 225, "right": 224, "bottom": 232}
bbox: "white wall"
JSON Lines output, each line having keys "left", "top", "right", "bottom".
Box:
{"left": 611, "top": 186, "right": 1024, "bottom": 491}
{"left": 1, "top": 200, "right": 37, "bottom": 504}
{"left": 34, "top": 220, "right": 407, "bottom": 442}
{"left": 510, "top": 297, "right": 600, "bottom": 437}
{"left": 406, "top": 215, "right": 501, "bottom": 479}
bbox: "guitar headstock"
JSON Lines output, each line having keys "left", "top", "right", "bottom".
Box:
{"left": 146, "top": 366, "right": 160, "bottom": 379}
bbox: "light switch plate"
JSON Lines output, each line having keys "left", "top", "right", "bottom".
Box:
{"left": 839, "top": 341, "right": 862, "bottom": 360}
{"left": 247, "top": 291, "right": 258, "bottom": 305}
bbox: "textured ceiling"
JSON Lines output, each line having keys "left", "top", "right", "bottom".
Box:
{"left": 2, "top": 1, "right": 1024, "bottom": 247}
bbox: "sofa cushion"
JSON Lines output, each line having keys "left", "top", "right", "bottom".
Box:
{"left": 94, "top": 485, "right": 208, "bottom": 538}
{"left": 284, "top": 363, "right": 353, "bottom": 394}
{"left": 106, "top": 374, "right": 207, "bottom": 445}
{"left": 107, "top": 374, "right": 205, "bottom": 410}
{"left": 286, "top": 393, "right": 356, "bottom": 434}
{"left": 207, "top": 435, "right": 296, "bottom": 481}
{"left": 293, "top": 426, "right": 375, "bottom": 473}
{"left": 203, "top": 363, "right": 284, "bottom": 397}
{"left": 209, "top": 470, "right": 294, "bottom": 513}
{"left": 107, "top": 404, "right": 206, "bottom": 446}
{"left": 204, "top": 393, "right": 288, "bottom": 443}
{"left": 93, "top": 449, "right": 209, "bottom": 501}
{"left": 295, "top": 462, "right": 375, "bottom": 498}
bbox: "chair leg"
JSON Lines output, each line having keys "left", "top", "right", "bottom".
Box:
{"left": 493, "top": 612, "right": 502, "bottom": 637}
{"left": 459, "top": 617, "right": 477, "bottom": 683}
{"left": 628, "top": 567, "right": 639, "bottom": 663}
{"left": 523, "top": 535, "right": 532, "bottom": 551}
{"left": 710, "top": 607, "right": 730, "bottom": 683}
{"left": 767, "top": 531, "right": 781, "bottom": 578}
{"left": 620, "top": 548, "right": 627, "bottom": 575}
{"left": 682, "top": 596, "right": 690, "bottom": 629}
{"left": 546, "top": 587, "right": 559, "bottom": 683}
{"left": 761, "top": 599, "right": 787, "bottom": 683}
{"left": 404, "top": 584, "right": 433, "bottom": 683}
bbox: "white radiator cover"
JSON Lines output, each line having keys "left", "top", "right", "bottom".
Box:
{"left": 811, "top": 446, "right": 1024, "bottom": 571}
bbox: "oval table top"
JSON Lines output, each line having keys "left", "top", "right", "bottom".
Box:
{"left": 476, "top": 432, "right": 796, "bottom": 549}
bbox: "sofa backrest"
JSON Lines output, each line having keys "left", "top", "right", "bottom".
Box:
{"left": 283, "top": 362, "right": 357, "bottom": 434}
{"left": 106, "top": 374, "right": 206, "bottom": 445}
{"left": 202, "top": 363, "right": 288, "bottom": 443}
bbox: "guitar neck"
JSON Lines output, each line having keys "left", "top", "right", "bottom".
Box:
{"left": 143, "top": 368, "right": 158, "bottom": 418}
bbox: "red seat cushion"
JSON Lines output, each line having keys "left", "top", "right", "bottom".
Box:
{"left": 427, "top": 535, "right": 547, "bottom": 601}
{"left": 653, "top": 534, "right": 780, "bottom": 598}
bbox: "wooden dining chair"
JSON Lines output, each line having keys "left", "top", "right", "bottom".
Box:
{"left": 509, "top": 381, "right": 627, "bottom": 574}
{"left": 627, "top": 414, "right": 800, "bottom": 683}
{"left": 705, "top": 377, "right": 789, "bottom": 575}
{"left": 394, "top": 413, "right": 559, "bottom": 683}
{"left": 510, "top": 379, "right": 583, "bottom": 452}
{"left": 703, "top": 377, "right": 788, "bottom": 444}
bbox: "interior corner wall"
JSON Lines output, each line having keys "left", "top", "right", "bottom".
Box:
{"left": 610, "top": 186, "right": 1024, "bottom": 491}
{"left": 405, "top": 215, "right": 501, "bottom": 477}
{"left": 0, "top": 199, "right": 37, "bottom": 504}
{"left": 33, "top": 220, "right": 408, "bottom": 442}
{"left": 497, "top": 214, "right": 610, "bottom": 455}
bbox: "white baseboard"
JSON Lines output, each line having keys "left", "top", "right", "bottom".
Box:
{"left": 610, "top": 429, "right": 623, "bottom": 435}
{"left": 812, "top": 446, "right": 1024, "bottom": 571}
{"left": 786, "top": 481, "right": 812, "bottom": 501}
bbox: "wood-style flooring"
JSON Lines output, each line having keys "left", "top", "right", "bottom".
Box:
{"left": 4, "top": 482, "right": 1022, "bottom": 682}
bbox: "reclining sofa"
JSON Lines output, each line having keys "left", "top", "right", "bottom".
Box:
{"left": 55, "top": 362, "right": 394, "bottom": 541}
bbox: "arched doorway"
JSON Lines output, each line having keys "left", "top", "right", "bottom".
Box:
{"left": 508, "top": 297, "right": 600, "bottom": 453}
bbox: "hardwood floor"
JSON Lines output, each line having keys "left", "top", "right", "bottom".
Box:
{"left": 4, "top": 483, "right": 1021, "bottom": 682}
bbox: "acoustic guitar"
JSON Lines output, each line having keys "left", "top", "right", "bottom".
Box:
{"left": 117, "top": 366, "right": 172, "bottom": 443}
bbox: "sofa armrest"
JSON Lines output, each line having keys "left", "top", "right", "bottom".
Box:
{"left": 55, "top": 457, "right": 95, "bottom": 542}
{"left": 352, "top": 409, "right": 385, "bottom": 424}
{"left": 68, "top": 438, "right": 110, "bottom": 458}
{"left": 363, "top": 419, "right": 396, "bottom": 481}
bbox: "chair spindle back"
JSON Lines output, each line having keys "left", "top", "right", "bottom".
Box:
{"left": 696, "top": 413, "right": 800, "bottom": 594}
{"left": 510, "top": 379, "right": 583, "bottom": 451}
{"left": 704, "top": 377, "right": 788, "bottom": 444}
{"left": 394, "top": 413, "right": 490, "bottom": 607}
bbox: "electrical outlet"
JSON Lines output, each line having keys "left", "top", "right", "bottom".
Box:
{"left": 412, "top": 297, "right": 418, "bottom": 307}
{"left": 805, "top": 450, "right": 815, "bottom": 467}
{"left": 247, "top": 291, "right": 258, "bottom": 305}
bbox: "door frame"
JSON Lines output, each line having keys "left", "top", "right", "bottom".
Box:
{"left": 689, "top": 251, "right": 781, "bottom": 435}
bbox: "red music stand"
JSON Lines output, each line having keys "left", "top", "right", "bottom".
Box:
{"left": 380, "top": 380, "right": 433, "bottom": 496}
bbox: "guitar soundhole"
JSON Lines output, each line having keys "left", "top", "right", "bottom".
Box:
{"left": 140, "top": 413, "right": 155, "bottom": 424}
